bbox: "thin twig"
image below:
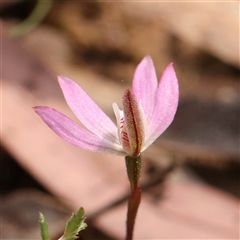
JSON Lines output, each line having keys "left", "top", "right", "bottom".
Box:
{"left": 87, "top": 161, "right": 177, "bottom": 221}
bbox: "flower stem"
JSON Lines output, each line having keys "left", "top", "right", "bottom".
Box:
{"left": 126, "top": 187, "right": 141, "bottom": 240}
{"left": 125, "top": 155, "right": 142, "bottom": 240}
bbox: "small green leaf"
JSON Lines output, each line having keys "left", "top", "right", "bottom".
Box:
{"left": 39, "top": 212, "right": 50, "bottom": 240}
{"left": 125, "top": 155, "right": 142, "bottom": 192}
{"left": 60, "top": 207, "right": 87, "bottom": 240}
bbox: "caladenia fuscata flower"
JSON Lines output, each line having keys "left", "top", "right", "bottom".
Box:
{"left": 34, "top": 56, "right": 179, "bottom": 158}
{"left": 34, "top": 55, "right": 179, "bottom": 240}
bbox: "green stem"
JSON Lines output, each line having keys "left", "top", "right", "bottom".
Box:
{"left": 125, "top": 155, "right": 142, "bottom": 240}
{"left": 125, "top": 155, "right": 142, "bottom": 192}
{"left": 10, "top": 0, "right": 53, "bottom": 38}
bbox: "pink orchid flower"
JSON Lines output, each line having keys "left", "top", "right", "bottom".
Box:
{"left": 34, "top": 56, "right": 179, "bottom": 157}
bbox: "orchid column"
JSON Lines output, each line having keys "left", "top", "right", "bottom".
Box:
{"left": 34, "top": 56, "right": 179, "bottom": 240}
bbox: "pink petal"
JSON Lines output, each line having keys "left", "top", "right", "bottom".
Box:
{"left": 146, "top": 63, "right": 179, "bottom": 147}
{"left": 34, "top": 106, "right": 125, "bottom": 155}
{"left": 112, "top": 102, "right": 124, "bottom": 145}
{"left": 58, "top": 76, "right": 118, "bottom": 144}
{"left": 132, "top": 56, "right": 158, "bottom": 123}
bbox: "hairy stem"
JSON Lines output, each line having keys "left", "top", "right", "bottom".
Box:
{"left": 125, "top": 155, "right": 142, "bottom": 240}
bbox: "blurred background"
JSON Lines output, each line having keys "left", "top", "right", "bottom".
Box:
{"left": 1, "top": 1, "right": 239, "bottom": 239}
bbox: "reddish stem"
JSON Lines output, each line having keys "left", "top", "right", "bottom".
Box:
{"left": 126, "top": 187, "right": 141, "bottom": 240}
{"left": 125, "top": 156, "right": 142, "bottom": 240}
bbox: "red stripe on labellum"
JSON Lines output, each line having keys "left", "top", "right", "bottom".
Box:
{"left": 122, "top": 88, "right": 144, "bottom": 157}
